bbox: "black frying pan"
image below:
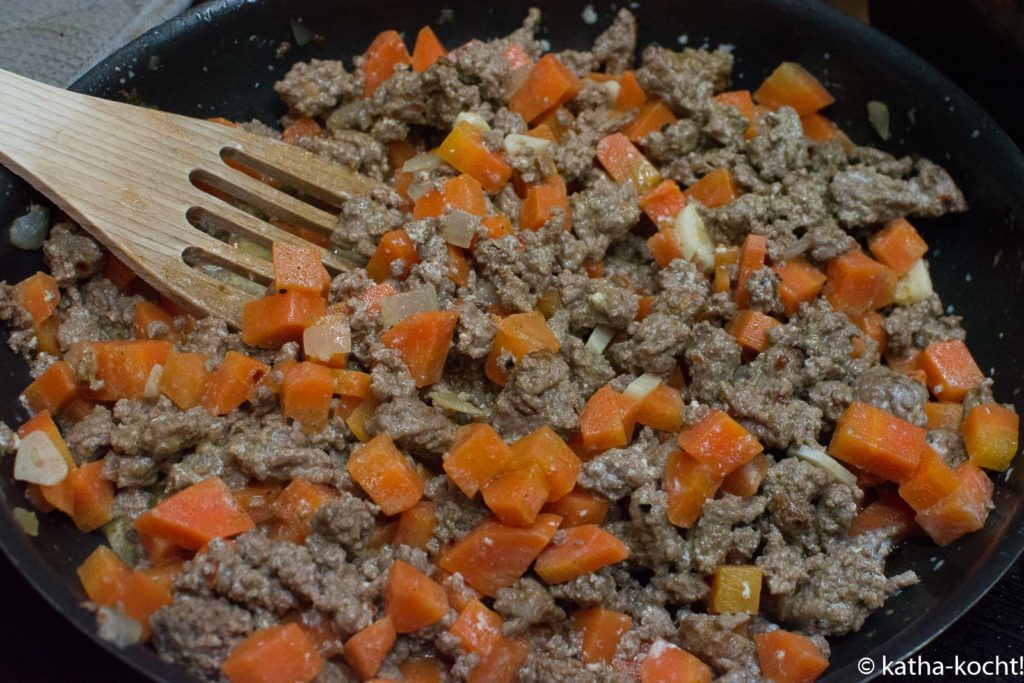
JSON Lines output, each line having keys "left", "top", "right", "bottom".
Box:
{"left": 1, "top": 1, "right": 1022, "bottom": 681}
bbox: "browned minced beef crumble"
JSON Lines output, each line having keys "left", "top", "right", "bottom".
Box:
{"left": 0, "top": 8, "right": 1007, "bottom": 683}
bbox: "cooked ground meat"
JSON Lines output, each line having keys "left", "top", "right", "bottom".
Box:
{"left": 0, "top": 8, "right": 999, "bottom": 683}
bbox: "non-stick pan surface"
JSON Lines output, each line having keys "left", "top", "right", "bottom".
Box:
{"left": 1, "top": 1, "right": 1022, "bottom": 681}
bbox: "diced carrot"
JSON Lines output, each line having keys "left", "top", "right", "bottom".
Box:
{"left": 754, "top": 62, "right": 834, "bottom": 116}
{"left": 827, "top": 401, "right": 926, "bottom": 482}
{"left": 579, "top": 385, "right": 639, "bottom": 452}
{"left": 362, "top": 31, "right": 410, "bottom": 97}
{"left": 437, "top": 123, "right": 512, "bottom": 194}
{"left": 525, "top": 123, "right": 557, "bottom": 142}
{"left": 583, "top": 261, "right": 606, "bottom": 278}
{"left": 720, "top": 453, "right": 770, "bottom": 498}
{"left": 677, "top": 410, "right": 763, "bottom": 477}
{"left": 388, "top": 140, "right": 417, "bottom": 205}
{"left": 647, "top": 228, "right": 684, "bottom": 268}
{"left": 202, "top": 351, "right": 269, "bottom": 416}
{"left": 444, "top": 173, "right": 489, "bottom": 216}
{"left": 898, "top": 445, "right": 960, "bottom": 511}
{"left": 366, "top": 229, "right": 420, "bottom": 283}
{"left": 280, "top": 362, "right": 334, "bottom": 433}
{"left": 359, "top": 283, "right": 398, "bottom": 316}
{"left": 636, "top": 295, "right": 656, "bottom": 321}
{"left": 443, "top": 423, "right": 513, "bottom": 497}
{"left": 849, "top": 492, "right": 919, "bottom": 541}
{"left": 394, "top": 501, "right": 436, "bottom": 549}
{"left": 664, "top": 449, "right": 723, "bottom": 528}
{"left": 639, "top": 179, "right": 688, "bottom": 228}
{"left": 573, "top": 608, "right": 632, "bottom": 664}
{"left": 223, "top": 623, "right": 323, "bottom": 683}
{"left": 709, "top": 565, "right": 762, "bottom": 614}
{"left": 13, "top": 272, "right": 60, "bottom": 324}
{"left": 916, "top": 461, "right": 993, "bottom": 546}
{"left": 614, "top": 71, "right": 647, "bottom": 111}
{"left": 449, "top": 599, "right": 502, "bottom": 655}
{"left": 348, "top": 433, "right": 423, "bottom": 515}
{"left": 69, "top": 460, "right": 114, "bottom": 532}
{"left": 24, "top": 485, "right": 55, "bottom": 513}
{"left": 134, "top": 300, "right": 176, "bottom": 341}
{"left": 446, "top": 245, "right": 469, "bottom": 288}
{"left": 733, "top": 233, "right": 768, "bottom": 309}
{"left": 535, "top": 107, "right": 574, "bottom": 141}
{"left": 272, "top": 242, "right": 330, "bottom": 297}
{"left": 639, "top": 642, "right": 712, "bottom": 683}
{"left": 134, "top": 476, "right": 254, "bottom": 550}
{"left": 34, "top": 315, "right": 62, "bottom": 356}
{"left": 918, "top": 340, "right": 985, "bottom": 403}
{"left": 233, "top": 484, "right": 282, "bottom": 525}
{"left": 685, "top": 168, "right": 739, "bottom": 209}
{"left": 868, "top": 218, "right": 928, "bottom": 276}
{"left": 520, "top": 174, "right": 572, "bottom": 231}
{"left": 411, "top": 26, "right": 447, "bottom": 73}
{"left": 481, "top": 214, "right": 515, "bottom": 242}
{"left": 924, "top": 402, "right": 963, "bottom": 432}
{"left": 399, "top": 658, "right": 444, "bottom": 683}
{"left": 438, "top": 514, "right": 561, "bottom": 596}
{"left": 269, "top": 479, "right": 336, "bottom": 543}
{"left": 754, "top": 629, "right": 830, "bottom": 683}
{"left": 962, "top": 403, "right": 1019, "bottom": 472}
{"left": 281, "top": 115, "right": 323, "bottom": 146}
{"left": 77, "top": 546, "right": 173, "bottom": 640}
{"left": 412, "top": 189, "right": 446, "bottom": 219}
{"left": 466, "top": 636, "right": 530, "bottom": 683}
{"left": 508, "top": 426, "right": 581, "bottom": 502}
{"left": 772, "top": 258, "right": 826, "bottom": 317}
{"left": 19, "top": 411, "right": 76, "bottom": 514}
{"left": 482, "top": 465, "right": 550, "bottom": 526}
{"left": 383, "top": 559, "right": 448, "bottom": 633}
{"left": 596, "top": 133, "right": 661, "bottom": 192}
{"left": 622, "top": 101, "right": 677, "bottom": 141}
{"left": 823, "top": 250, "right": 897, "bottom": 316}
{"left": 508, "top": 54, "right": 581, "bottom": 123}
{"left": 380, "top": 310, "right": 459, "bottom": 388}
{"left": 141, "top": 560, "right": 184, "bottom": 596}
{"left": 541, "top": 486, "right": 609, "bottom": 528}
{"left": 139, "top": 532, "right": 187, "bottom": 566}
{"left": 344, "top": 397, "right": 378, "bottom": 442}
{"left": 344, "top": 617, "right": 397, "bottom": 680}
{"left": 22, "top": 360, "right": 77, "bottom": 415}
{"left": 241, "top": 292, "right": 326, "bottom": 349}
{"left": 65, "top": 340, "right": 169, "bottom": 402}
{"left": 333, "top": 369, "right": 372, "bottom": 399}
{"left": 727, "top": 309, "right": 781, "bottom": 354}
{"left": 848, "top": 310, "right": 888, "bottom": 356}
{"left": 484, "top": 311, "right": 560, "bottom": 385}
{"left": 103, "top": 254, "right": 138, "bottom": 289}
{"left": 800, "top": 113, "right": 847, "bottom": 144}
{"left": 714, "top": 90, "right": 755, "bottom": 139}
{"left": 534, "top": 524, "right": 628, "bottom": 584}
{"left": 635, "top": 384, "right": 684, "bottom": 432}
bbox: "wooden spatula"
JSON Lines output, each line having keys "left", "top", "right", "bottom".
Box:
{"left": 0, "top": 68, "right": 383, "bottom": 327}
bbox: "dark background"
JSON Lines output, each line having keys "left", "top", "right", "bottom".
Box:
{"left": 1, "top": 0, "right": 1023, "bottom": 680}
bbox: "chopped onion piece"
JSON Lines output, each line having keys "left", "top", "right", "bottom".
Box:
{"left": 381, "top": 285, "right": 439, "bottom": 328}
{"left": 585, "top": 325, "right": 614, "bottom": 355}
{"left": 430, "top": 390, "right": 488, "bottom": 417}
{"left": 406, "top": 181, "right": 434, "bottom": 200}
{"left": 402, "top": 151, "right": 443, "bottom": 174}
{"left": 894, "top": 259, "right": 933, "bottom": 305}
{"left": 96, "top": 607, "right": 144, "bottom": 648}
{"left": 440, "top": 210, "right": 479, "bottom": 248}
{"left": 788, "top": 444, "right": 857, "bottom": 486}
{"left": 455, "top": 111, "right": 491, "bottom": 132}
{"left": 303, "top": 316, "right": 352, "bottom": 363}
{"left": 673, "top": 205, "right": 715, "bottom": 273}
{"left": 599, "top": 80, "right": 621, "bottom": 102}
{"left": 867, "top": 101, "right": 891, "bottom": 141}
{"left": 143, "top": 364, "right": 164, "bottom": 400}
{"left": 624, "top": 373, "right": 663, "bottom": 403}
{"left": 12, "top": 507, "right": 38, "bottom": 537}
{"left": 9, "top": 205, "right": 50, "bottom": 250}
{"left": 504, "top": 133, "right": 552, "bottom": 157}
{"left": 14, "top": 430, "right": 68, "bottom": 486}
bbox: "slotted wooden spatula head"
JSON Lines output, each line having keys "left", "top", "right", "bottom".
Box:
{"left": 0, "top": 68, "right": 384, "bottom": 327}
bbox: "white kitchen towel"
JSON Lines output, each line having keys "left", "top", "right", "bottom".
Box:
{"left": 0, "top": 0, "right": 191, "bottom": 86}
